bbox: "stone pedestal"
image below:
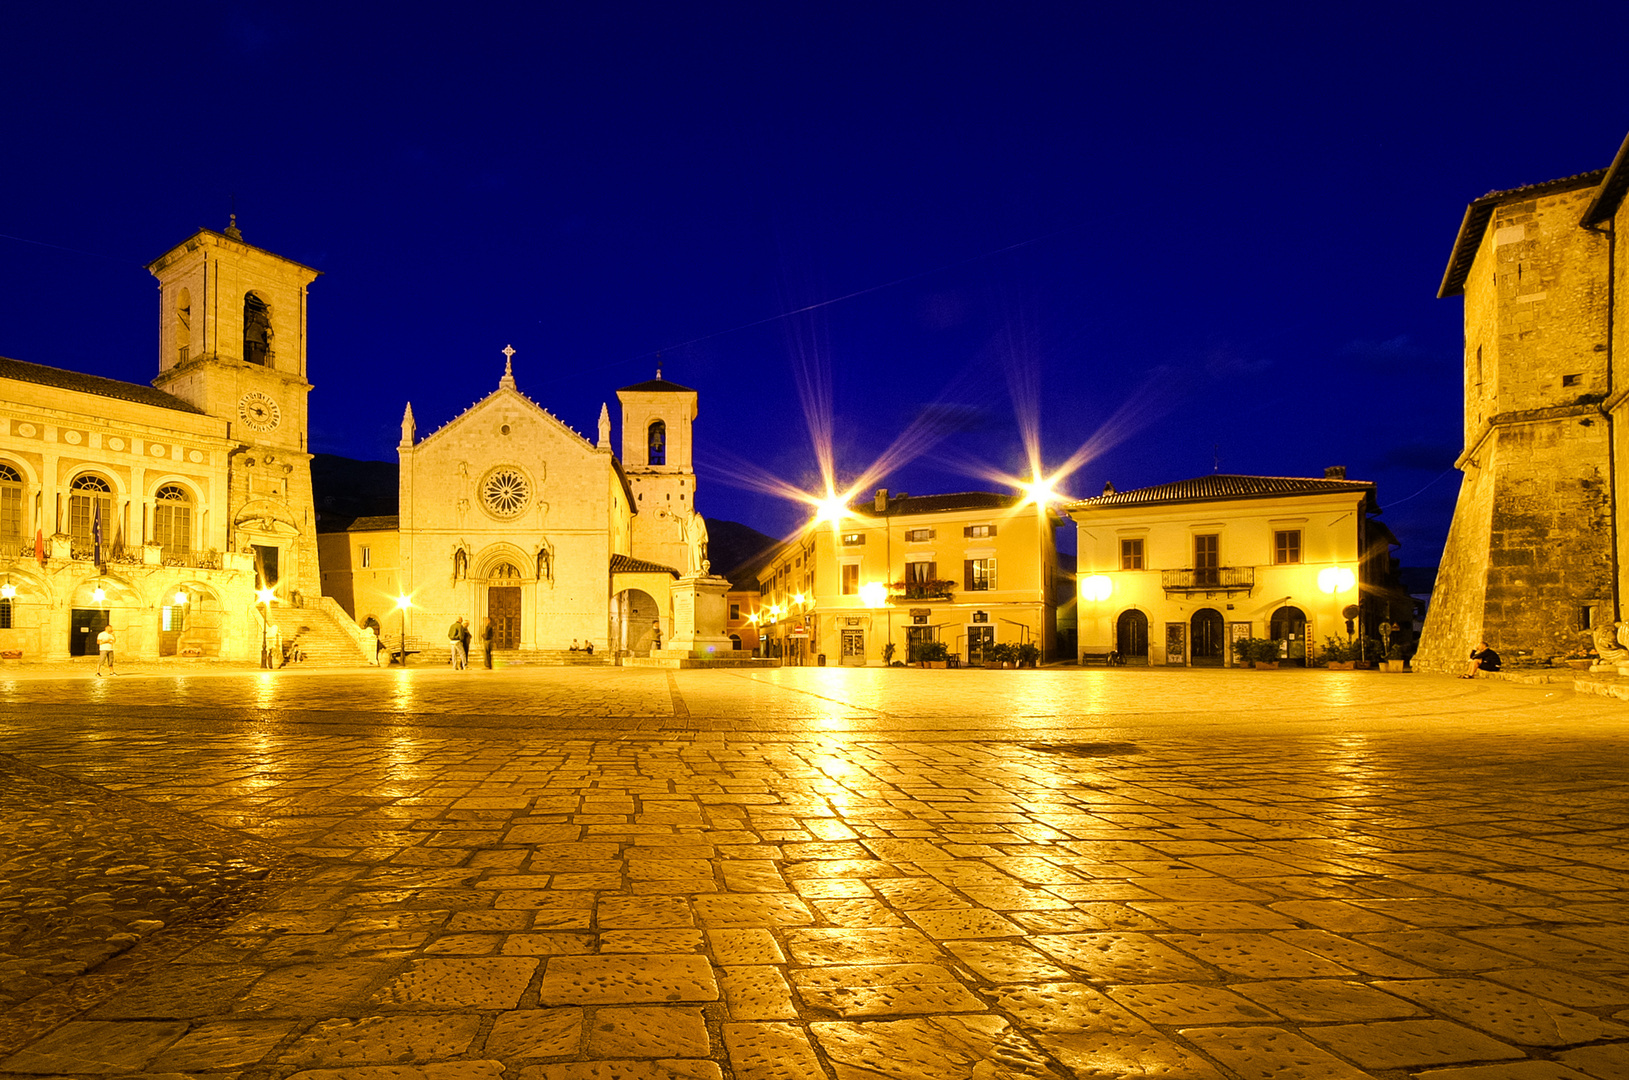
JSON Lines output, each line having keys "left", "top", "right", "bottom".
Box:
{"left": 669, "top": 573, "right": 734, "bottom": 657}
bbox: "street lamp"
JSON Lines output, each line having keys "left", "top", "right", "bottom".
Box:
{"left": 1318, "top": 566, "right": 1358, "bottom": 659}
{"left": 395, "top": 594, "right": 412, "bottom": 666}
{"left": 1082, "top": 575, "right": 1113, "bottom": 602}
{"left": 256, "top": 586, "right": 276, "bottom": 668}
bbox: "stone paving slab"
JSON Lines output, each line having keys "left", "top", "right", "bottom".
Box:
{"left": 0, "top": 666, "right": 1626, "bottom": 1078}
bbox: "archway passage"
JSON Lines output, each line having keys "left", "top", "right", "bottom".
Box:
{"left": 613, "top": 588, "right": 661, "bottom": 655}
{"left": 488, "top": 562, "right": 522, "bottom": 649}
{"left": 1270, "top": 605, "right": 1308, "bottom": 664}
{"left": 1191, "top": 608, "right": 1224, "bottom": 666}
{"left": 1117, "top": 609, "right": 1149, "bottom": 664}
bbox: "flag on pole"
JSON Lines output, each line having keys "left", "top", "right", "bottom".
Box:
{"left": 92, "top": 504, "right": 102, "bottom": 568}
{"left": 33, "top": 528, "right": 44, "bottom": 566}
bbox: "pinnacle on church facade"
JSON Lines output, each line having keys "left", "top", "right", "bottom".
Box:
{"left": 598, "top": 403, "right": 611, "bottom": 448}
{"left": 500, "top": 344, "right": 517, "bottom": 391}
{"left": 400, "top": 402, "right": 416, "bottom": 447}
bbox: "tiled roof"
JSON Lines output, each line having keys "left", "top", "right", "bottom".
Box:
{"left": 1066, "top": 474, "right": 1374, "bottom": 510}
{"left": 0, "top": 356, "right": 206, "bottom": 415}
{"left": 347, "top": 515, "right": 400, "bottom": 531}
{"left": 1439, "top": 167, "right": 1609, "bottom": 298}
{"left": 1582, "top": 130, "right": 1629, "bottom": 227}
{"left": 851, "top": 491, "right": 1021, "bottom": 516}
{"left": 619, "top": 377, "right": 696, "bottom": 394}
{"left": 610, "top": 553, "right": 680, "bottom": 576}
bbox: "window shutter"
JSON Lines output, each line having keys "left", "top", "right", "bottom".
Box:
{"left": 988, "top": 525, "right": 997, "bottom": 537}
{"left": 989, "top": 557, "right": 997, "bottom": 590}
{"left": 926, "top": 562, "right": 936, "bottom": 581}
{"left": 929, "top": 528, "right": 936, "bottom": 539}
{"left": 964, "top": 560, "right": 974, "bottom": 591}
{"left": 963, "top": 526, "right": 973, "bottom": 538}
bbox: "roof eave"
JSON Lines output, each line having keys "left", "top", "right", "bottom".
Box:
{"left": 1582, "top": 130, "right": 1629, "bottom": 227}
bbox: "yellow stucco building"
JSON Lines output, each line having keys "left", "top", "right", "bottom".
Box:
{"left": 755, "top": 489, "right": 1067, "bottom": 666}
{"left": 1067, "top": 471, "right": 1396, "bottom": 666}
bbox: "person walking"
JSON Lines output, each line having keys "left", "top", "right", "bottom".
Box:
{"left": 480, "top": 616, "right": 494, "bottom": 669}
{"left": 448, "top": 617, "right": 465, "bottom": 669}
{"left": 459, "top": 618, "right": 473, "bottom": 671}
{"left": 96, "top": 625, "right": 117, "bottom": 676}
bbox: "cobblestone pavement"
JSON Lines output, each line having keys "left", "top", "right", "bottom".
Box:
{"left": 0, "top": 665, "right": 1625, "bottom": 1079}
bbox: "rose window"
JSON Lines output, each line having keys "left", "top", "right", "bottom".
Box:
{"left": 481, "top": 467, "right": 531, "bottom": 518}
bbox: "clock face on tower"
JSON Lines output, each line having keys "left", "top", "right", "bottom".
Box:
{"left": 237, "top": 391, "right": 281, "bottom": 433}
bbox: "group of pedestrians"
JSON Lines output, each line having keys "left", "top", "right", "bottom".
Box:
{"left": 448, "top": 616, "right": 494, "bottom": 670}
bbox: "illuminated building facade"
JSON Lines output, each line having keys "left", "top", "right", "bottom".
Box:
{"left": 1067, "top": 472, "right": 1399, "bottom": 666}
{"left": 754, "top": 489, "right": 1066, "bottom": 666}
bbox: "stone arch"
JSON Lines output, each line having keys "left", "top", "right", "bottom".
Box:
{"left": 1116, "top": 608, "right": 1149, "bottom": 663}
{"left": 647, "top": 420, "right": 667, "bottom": 466}
{"left": 244, "top": 290, "right": 273, "bottom": 366}
{"left": 67, "top": 471, "right": 119, "bottom": 554}
{"left": 153, "top": 482, "right": 196, "bottom": 556}
{"left": 472, "top": 543, "right": 535, "bottom": 581}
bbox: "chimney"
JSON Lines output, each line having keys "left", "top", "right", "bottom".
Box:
{"left": 1102, "top": 481, "right": 1116, "bottom": 496}
{"left": 1324, "top": 466, "right": 1346, "bottom": 480}
{"left": 874, "top": 489, "right": 888, "bottom": 512}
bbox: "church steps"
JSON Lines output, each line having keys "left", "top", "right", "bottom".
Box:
{"left": 267, "top": 605, "right": 375, "bottom": 668}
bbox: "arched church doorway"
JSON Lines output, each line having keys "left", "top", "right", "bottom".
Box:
{"left": 1191, "top": 608, "right": 1224, "bottom": 666}
{"left": 612, "top": 589, "right": 661, "bottom": 655}
{"left": 1116, "top": 609, "right": 1149, "bottom": 664}
{"left": 1270, "top": 605, "right": 1308, "bottom": 664}
{"left": 488, "top": 562, "right": 522, "bottom": 650}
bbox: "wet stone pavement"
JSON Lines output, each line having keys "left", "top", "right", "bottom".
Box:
{"left": 0, "top": 665, "right": 1625, "bottom": 1079}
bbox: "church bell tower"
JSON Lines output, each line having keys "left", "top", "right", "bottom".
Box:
{"left": 617, "top": 371, "right": 699, "bottom": 574}
{"left": 147, "top": 218, "right": 323, "bottom": 599}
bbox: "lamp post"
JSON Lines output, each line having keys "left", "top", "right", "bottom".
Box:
{"left": 395, "top": 594, "right": 412, "bottom": 666}
{"left": 1318, "top": 566, "right": 1356, "bottom": 661}
{"left": 256, "top": 586, "right": 276, "bottom": 669}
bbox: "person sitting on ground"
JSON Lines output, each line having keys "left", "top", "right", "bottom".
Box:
{"left": 1462, "top": 640, "right": 1501, "bottom": 678}
{"left": 569, "top": 638, "right": 581, "bottom": 652}
{"left": 583, "top": 640, "right": 594, "bottom": 655}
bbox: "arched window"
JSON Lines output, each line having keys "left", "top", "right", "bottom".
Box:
{"left": 647, "top": 420, "right": 666, "bottom": 466}
{"left": 0, "top": 463, "right": 23, "bottom": 546}
{"left": 176, "top": 287, "right": 192, "bottom": 365}
{"left": 154, "top": 484, "right": 192, "bottom": 555}
{"left": 68, "top": 474, "right": 113, "bottom": 551}
{"left": 244, "top": 292, "right": 272, "bottom": 366}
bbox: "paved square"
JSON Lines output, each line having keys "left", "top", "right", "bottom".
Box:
{"left": 0, "top": 664, "right": 1626, "bottom": 1078}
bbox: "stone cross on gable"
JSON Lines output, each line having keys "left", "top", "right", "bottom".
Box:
{"left": 500, "top": 344, "right": 516, "bottom": 389}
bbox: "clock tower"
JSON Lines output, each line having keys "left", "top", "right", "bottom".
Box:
{"left": 147, "top": 218, "right": 323, "bottom": 599}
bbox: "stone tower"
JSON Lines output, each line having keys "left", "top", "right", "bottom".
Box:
{"left": 617, "top": 372, "right": 699, "bottom": 575}
{"left": 1416, "top": 168, "right": 1616, "bottom": 671}
{"left": 147, "top": 218, "right": 323, "bottom": 599}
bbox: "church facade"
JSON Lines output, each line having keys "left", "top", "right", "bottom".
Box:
{"left": 0, "top": 219, "right": 325, "bottom": 662}
{"left": 323, "top": 362, "right": 712, "bottom": 658}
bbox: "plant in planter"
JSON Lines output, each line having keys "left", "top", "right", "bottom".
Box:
{"left": 987, "top": 642, "right": 1019, "bottom": 668}
{"left": 1231, "top": 636, "right": 1259, "bottom": 667}
{"left": 1252, "top": 638, "right": 1284, "bottom": 668}
{"left": 1017, "top": 641, "right": 1040, "bottom": 668}
{"left": 914, "top": 640, "right": 949, "bottom": 667}
{"left": 883, "top": 641, "right": 896, "bottom": 666}
{"left": 1320, "top": 636, "right": 1354, "bottom": 669}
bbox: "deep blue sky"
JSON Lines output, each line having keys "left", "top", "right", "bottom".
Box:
{"left": 3, "top": 3, "right": 1626, "bottom": 565}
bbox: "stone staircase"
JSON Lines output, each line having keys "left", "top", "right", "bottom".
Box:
{"left": 267, "top": 604, "right": 375, "bottom": 667}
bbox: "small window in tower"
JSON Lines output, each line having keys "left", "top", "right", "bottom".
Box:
{"left": 244, "top": 292, "right": 273, "bottom": 366}
{"left": 648, "top": 420, "right": 667, "bottom": 466}
{"left": 176, "top": 288, "right": 191, "bottom": 366}
{"left": 1563, "top": 374, "right": 1582, "bottom": 387}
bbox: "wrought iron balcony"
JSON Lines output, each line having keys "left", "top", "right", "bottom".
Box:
{"left": 1161, "top": 566, "right": 1254, "bottom": 595}
{"left": 888, "top": 580, "right": 957, "bottom": 602}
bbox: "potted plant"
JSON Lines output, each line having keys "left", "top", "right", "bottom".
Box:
{"left": 883, "top": 641, "right": 896, "bottom": 666}
{"left": 1017, "top": 642, "right": 1040, "bottom": 668}
{"left": 1377, "top": 621, "right": 1407, "bottom": 672}
{"left": 1252, "top": 638, "right": 1282, "bottom": 669}
{"left": 987, "top": 642, "right": 1018, "bottom": 668}
{"left": 1321, "top": 636, "right": 1354, "bottom": 669}
{"left": 915, "top": 640, "right": 949, "bottom": 668}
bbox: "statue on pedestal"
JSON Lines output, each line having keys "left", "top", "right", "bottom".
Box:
{"left": 681, "top": 509, "right": 710, "bottom": 575}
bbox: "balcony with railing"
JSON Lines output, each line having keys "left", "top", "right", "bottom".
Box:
{"left": 887, "top": 579, "right": 958, "bottom": 602}
{"left": 1161, "top": 566, "right": 1255, "bottom": 596}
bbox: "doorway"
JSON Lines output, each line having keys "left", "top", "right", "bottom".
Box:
{"left": 252, "top": 544, "right": 279, "bottom": 590}
{"left": 1191, "top": 608, "right": 1224, "bottom": 666}
{"left": 1270, "top": 605, "right": 1308, "bottom": 665}
{"left": 489, "top": 587, "right": 521, "bottom": 649}
{"left": 840, "top": 629, "right": 865, "bottom": 665}
{"left": 70, "top": 608, "right": 108, "bottom": 657}
{"left": 1116, "top": 609, "right": 1149, "bottom": 664}
{"left": 967, "top": 625, "right": 994, "bottom": 664}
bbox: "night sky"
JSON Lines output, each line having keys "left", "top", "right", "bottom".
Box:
{"left": 3, "top": 4, "right": 1626, "bottom": 567}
